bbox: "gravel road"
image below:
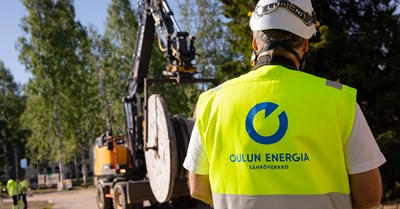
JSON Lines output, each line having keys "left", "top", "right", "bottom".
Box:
{"left": 2, "top": 188, "right": 212, "bottom": 209}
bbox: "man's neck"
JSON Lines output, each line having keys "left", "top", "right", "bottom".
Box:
{"left": 254, "top": 55, "right": 298, "bottom": 71}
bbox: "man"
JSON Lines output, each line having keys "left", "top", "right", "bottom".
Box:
{"left": 6, "top": 178, "right": 18, "bottom": 209}
{"left": 19, "top": 177, "right": 28, "bottom": 209}
{"left": 183, "top": 0, "right": 386, "bottom": 209}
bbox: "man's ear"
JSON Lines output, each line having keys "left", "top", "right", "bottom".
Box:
{"left": 302, "top": 39, "right": 309, "bottom": 53}
{"left": 252, "top": 35, "right": 258, "bottom": 51}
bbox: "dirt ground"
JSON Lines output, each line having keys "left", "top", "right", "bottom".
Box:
{"left": 0, "top": 193, "right": 400, "bottom": 209}
{"left": 0, "top": 200, "right": 51, "bottom": 209}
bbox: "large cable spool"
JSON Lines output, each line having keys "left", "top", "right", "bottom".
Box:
{"left": 145, "top": 94, "right": 194, "bottom": 203}
{"left": 170, "top": 116, "right": 194, "bottom": 180}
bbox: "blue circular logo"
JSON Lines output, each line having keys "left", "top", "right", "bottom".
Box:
{"left": 246, "top": 102, "right": 288, "bottom": 145}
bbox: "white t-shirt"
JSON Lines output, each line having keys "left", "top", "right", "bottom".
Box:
{"left": 183, "top": 103, "right": 386, "bottom": 175}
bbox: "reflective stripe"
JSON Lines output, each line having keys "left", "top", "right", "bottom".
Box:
{"left": 212, "top": 192, "right": 352, "bottom": 209}
{"left": 210, "top": 84, "right": 223, "bottom": 93}
{"left": 326, "top": 80, "right": 343, "bottom": 90}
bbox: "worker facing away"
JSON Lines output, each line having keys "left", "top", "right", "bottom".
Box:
{"left": 183, "top": 0, "right": 386, "bottom": 209}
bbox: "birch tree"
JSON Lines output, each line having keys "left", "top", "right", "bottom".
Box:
{"left": 18, "top": 0, "right": 89, "bottom": 185}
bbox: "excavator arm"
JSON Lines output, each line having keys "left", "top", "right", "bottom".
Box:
{"left": 124, "top": 0, "right": 198, "bottom": 168}
{"left": 126, "top": 0, "right": 196, "bottom": 98}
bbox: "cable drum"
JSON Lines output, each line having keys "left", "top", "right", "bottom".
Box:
{"left": 170, "top": 116, "right": 195, "bottom": 179}
{"left": 145, "top": 94, "right": 194, "bottom": 203}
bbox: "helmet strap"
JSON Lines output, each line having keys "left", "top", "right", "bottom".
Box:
{"left": 268, "top": 41, "right": 305, "bottom": 70}
{"left": 251, "top": 41, "right": 306, "bottom": 70}
{"left": 250, "top": 49, "right": 271, "bottom": 67}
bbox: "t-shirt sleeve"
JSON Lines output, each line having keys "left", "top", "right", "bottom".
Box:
{"left": 183, "top": 122, "right": 210, "bottom": 175}
{"left": 345, "top": 103, "right": 386, "bottom": 174}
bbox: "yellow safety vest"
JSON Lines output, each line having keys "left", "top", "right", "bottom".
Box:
{"left": 6, "top": 179, "right": 17, "bottom": 197}
{"left": 19, "top": 180, "right": 28, "bottom": 194}
{"left": 196, "top": 65, "right": 356, "bottom": 209}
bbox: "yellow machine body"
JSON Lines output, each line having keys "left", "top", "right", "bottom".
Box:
{"left": 93, "top": 142, "right": 129, "bottom": 177}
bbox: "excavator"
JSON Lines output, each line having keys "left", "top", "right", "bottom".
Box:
{"left": 93, "top": 0, "right": 217, "bottom": 208}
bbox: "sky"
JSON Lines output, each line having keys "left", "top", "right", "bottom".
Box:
{"left": 0, "top": 0, "right": 112, "bottom": 84}
{"left": 0, "top": 0, "right": 179, "bottom": 85}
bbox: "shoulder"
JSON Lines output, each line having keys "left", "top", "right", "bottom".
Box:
{"left": 198, "top": 68, "right": 261, "bottom": 99}
{"left": 345, "top": 103, "right": 386, "bottom": 174}
{"left": 325, "top": 79, "right": 357, "bottom": 95}
{"left": 295, "top": 69, "right": 357, "bottom": 96}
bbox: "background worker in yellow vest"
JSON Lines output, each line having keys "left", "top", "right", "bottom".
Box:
{"left": 183, "top": 0, "right": 386, "bottom": 209}
{"left": 19, "top": 177, "right": 28, "bottom": 209}
{"left": 6, "top": 179, "right": 18, "bottom": 209}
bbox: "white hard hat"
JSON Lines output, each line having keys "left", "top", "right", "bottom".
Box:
{"left": 249, "top": 0, "right": 318, "bottom": 39}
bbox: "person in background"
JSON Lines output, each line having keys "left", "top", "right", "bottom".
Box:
{"left": 6, "top": 178, "right": 18, "bottom": 209}
{"left": 19, "top": 176, "right": 28, "bottom": 209}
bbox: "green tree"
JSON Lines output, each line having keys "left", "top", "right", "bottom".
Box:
{"left": 93, "top": 0, "right": 138, "bottom": 134}
{"left": 62, "top": 30, "right": 103, "bottom": 184}
{"left": 20, "top": 80, "right": 54, "bottom": 168}
{"left": 18, "top": 0, "right": 90, "bottom": 184}
{"left": 179, "top": 0, "right": 232, "bottom": 79}
{"left": 216, "top": 0, "right": 256, "bottom": 79}
{"left": 87, "top": 28, "right": 115, "bottom": 134}
{"left": 376, "top": 131, "right": 400, "bottom": 200}
{"left": 0, "top": 61, "right": 28, "bottom": 178}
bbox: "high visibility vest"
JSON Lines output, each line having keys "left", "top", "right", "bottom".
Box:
{"left": 196, "top": 65, "right": 356, "bottom": 209}
{"left": 19, "top": 180, "right": 28, "bottom": 194}
{"left": 6, "top": 179, "right": 17, "bottom": 197}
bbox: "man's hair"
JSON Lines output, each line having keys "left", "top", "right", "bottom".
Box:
{"left": 254, "top": 29, "right": 305, "bottom": 52}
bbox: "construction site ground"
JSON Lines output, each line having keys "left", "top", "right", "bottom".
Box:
{"left": 0, "top": 187, "right": 211, "bottom": 209}
{"left": 1, "top": 188, "right": 399, "bottom": 209}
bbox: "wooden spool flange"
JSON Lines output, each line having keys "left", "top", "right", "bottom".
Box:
{"left": 145, "top": 94, "right": 178, "bottom": 203}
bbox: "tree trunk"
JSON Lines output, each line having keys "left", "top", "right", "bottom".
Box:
{"left": 75, "top": 128, "right": 88, "bottom": 185}
{"left": 3, "top": 144, "right": 8, "bottom": 179}
{"left": 81, "top": 150, "right": 88, "bottom": 185}
{"left": 54, "top": 99, "right": 65, "bottom": 188}
{"left": 74, "top": 155, "right": 79, "bottom": 181}
{"left": 98, "top": 65, "right": 112, "bottom": 133}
